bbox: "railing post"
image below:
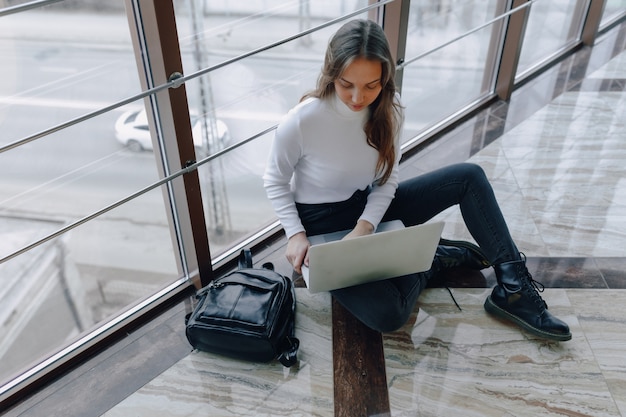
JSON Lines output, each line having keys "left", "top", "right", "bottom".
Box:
{"left": 495, "top": 0, "right": 532, "bottom": 101}
{"left": 125, "top": 0, "right": 213, "bottom": 289}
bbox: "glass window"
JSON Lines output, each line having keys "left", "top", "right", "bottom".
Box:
{"left": 401, "top": 0, "right": 499, "bottom": 140}
{"left": 0, "top": 191, "right": 177, "bottom": 384}
{"left": 517, "top": 0, "right": 582, "bottom": 77}
{"left": 600, "top": 0, "right": 626, "bottom": 28}
{"left": 0, "top": 1, "right": 179, "bottom": 387}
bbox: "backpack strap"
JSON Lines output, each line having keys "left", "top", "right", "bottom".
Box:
{"left": 238, "top": 249, "right": 277, "bottom": 271}
{"left": 277, "top": 330, "right": 299, "bottom": 367}
{"left": 238, "top": 249, "right": 253, "bottom": 269}
{"left": 277, "top": 277, "right": 300, "bottom": 367}
{"left": 277, "top": 307, "right": 300, "bottom": 367}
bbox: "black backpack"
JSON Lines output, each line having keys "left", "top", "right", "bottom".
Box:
{"left": 185, "top": 250, "right": 299, "bottom": 367}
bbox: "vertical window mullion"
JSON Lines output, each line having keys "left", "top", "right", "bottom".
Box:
{"left": 581, "top": 0, "right": 607, "bottom": 45}
{"left": 494, "top": 0, "right": 532, "bottom": 100}
{"left": 125, "top": 0, "right": 213, "bottom": 289}
{"left": 379, "top": 0, "right": 411, "bottom": 93}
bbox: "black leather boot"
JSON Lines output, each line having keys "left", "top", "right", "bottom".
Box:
{"left": 484, "top": 256, "right": 571, "bottom": 341}
{"left": 434, "top": 238, "right": 491, "bottom": 272}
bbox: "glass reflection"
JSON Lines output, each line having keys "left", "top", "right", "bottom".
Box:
{"left": 517, "top": 0, "right": 580, "bottom": 76}
{"left": 0, "top": 187, "right": 178, "bottom": 386}
{"left": 402, "top": 0, "right": 498, "bottom": 140}
{"left": 601, "top": 0, "right": 626, "bottom": 28}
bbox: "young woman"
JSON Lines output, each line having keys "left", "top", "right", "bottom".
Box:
{"left": 263, "top": 19, "right": 571, "bottom": 341}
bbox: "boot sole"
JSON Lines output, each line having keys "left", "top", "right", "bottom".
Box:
{"left": 484, "top": 296, "right": 572, "bottom": 342}
{"left": 439, "top": 238, "right": 491, "bottom": 269}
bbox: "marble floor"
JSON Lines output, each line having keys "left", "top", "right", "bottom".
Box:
{"left": 6, "top": 20, "right": 626, "bottom": 417}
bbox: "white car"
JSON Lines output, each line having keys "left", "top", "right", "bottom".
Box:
{"left": 115, "top": 109, "right": 229, "bottom": 152}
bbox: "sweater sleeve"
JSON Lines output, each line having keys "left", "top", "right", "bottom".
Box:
{"left": 263, "top": 112, "right": 306, "bottom": 239}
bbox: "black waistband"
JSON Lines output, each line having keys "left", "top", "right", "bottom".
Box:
{"left": 295, "top": 187, "right": 370, "bottom": 210}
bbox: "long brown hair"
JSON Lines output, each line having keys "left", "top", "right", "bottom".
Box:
{"left": 303, "top": 19, "right": 402, "bottom": 184}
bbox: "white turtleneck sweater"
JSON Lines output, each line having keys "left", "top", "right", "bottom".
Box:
{"left": 263, "top": 93, "right": 402, "bottom": 239}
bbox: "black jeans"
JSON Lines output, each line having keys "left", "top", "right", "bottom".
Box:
{"left": 296, "top": 163, "right": 520, "bottom": 332}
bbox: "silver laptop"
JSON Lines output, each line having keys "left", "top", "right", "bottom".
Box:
{"left": 301, "top": 220, "right": 444, "bottom": 293}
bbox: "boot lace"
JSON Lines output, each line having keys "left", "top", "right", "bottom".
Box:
{"left": 445, "top": 285, "right": 463, "bottom": 311}
{"left": 518, "top": 253, "right": 548, "bottom": 310}
{"left": 430, "top": 257, "right": 463, "bottom": 311}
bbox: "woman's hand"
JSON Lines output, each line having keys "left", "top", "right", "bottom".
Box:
{"left": 286, "top": 232, "right": 310, "bottom": 274}
{"left": 342, "top": 219, "right": 374, "bottom": 240}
